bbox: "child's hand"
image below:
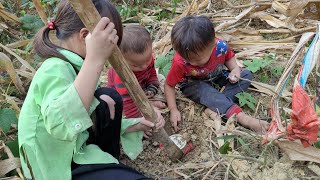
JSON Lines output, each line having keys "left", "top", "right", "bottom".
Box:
{"left": 141, "top": 109, "right": 165, "bottom": 138}
{"left": 228, "top": 67, "right": 240, "bottom": 84}
{"left": 140, "top": 119, "right": 154, "bottom": 138}
{"left": 154, "top": 109, "right": 165, "bottom": 130}
{"left": 125, "top": 109, "right": 164, "bottom": 138}
{"left": 151, "top": 101, "right": 166, "bottom": 109}
{"left": 85, "top": 17, "right": 118, "bottom": 66}
{"left": 125, "top": 118, "right": 155, "bottom": 138}
{"left": 170, "top": 109, "right": 181, "bottom": 132}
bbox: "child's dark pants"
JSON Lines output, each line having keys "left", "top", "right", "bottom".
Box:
{"left": 71, "top": 87, "right": 122, "bottom": 171}
{"left": 88, "top": 87, "right": 123, "bottom": 159}
{"left": 180, "top": 69, "right": 252, "bottom": 118}
{"left": 72, "top": 87, "right": 152, "bottom": 179}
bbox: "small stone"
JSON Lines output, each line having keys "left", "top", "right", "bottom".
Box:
{"left": 152, "top": 141, "right": 159, "bottom": 147}
{"left": 191, "top": 134, "right": 197, "bottom": 140}
{"left": 276, "top": 173, "right": 287, "bottom": 180}
{"left": 155, "top": 148, "right": 161, "bottom": 155}
{"left": 297, "top": 169, "right": 305, "bottom": 176}
{"left": 138, "top": 155, "right": 145, "bottom": 160}
{"left": 200, "top": 152, "right": 210, "bottom": 160}
{"left": 182, "top": 132, "right": 189, "bottom": 140}
{"left": 143, "top": 141, "right": 150, "bottom": 146}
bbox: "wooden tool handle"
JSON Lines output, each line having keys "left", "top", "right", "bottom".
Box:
{"left": 67, "top": 0, "right": 183, "bottom": 160}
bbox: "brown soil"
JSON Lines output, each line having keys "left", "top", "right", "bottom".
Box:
{"left": 119, "top": 94, "right": 316, "bottom": 179}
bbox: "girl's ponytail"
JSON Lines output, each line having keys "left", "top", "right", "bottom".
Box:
{"left": 33, "top": 25, "right": 67, "bottom": 61}
{"left": 33, "top": 0, "right": 123, "bottom": 61}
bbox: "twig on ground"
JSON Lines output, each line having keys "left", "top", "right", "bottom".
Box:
{"left": 201, "top": 161, "right": 221, "bottom": 180}
{"left": 221, "top": 162, "right": 238, "bottom": 179}
{"left": 224, "top": 160, "right": 232, "bottom": 180}
{"left": 208, "top": 130, "right": 216, "bottom": 160}
{"left": 225, "top": 19, "right": 249, "bottom": 30}
{"left": 173, "top": 169, "right": 189, "bottom": 179}
{"left": 222, "top": 0, "right": 256, "bottom": 9}
{"left": 206, "top": 138, "right": 220, "bottom": 149}
{"left": 254, "top": 96, "right": 262, "bottom": 117}
{"left": 3, "top": 145, "right": 23, "bottom": 179}
{"left": 223, "top": 154, "right": 263, "bottom": 164}
{"left": 189, "top": 169, "right": 205, "bottom": 178}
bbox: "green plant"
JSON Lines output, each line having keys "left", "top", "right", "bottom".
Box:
{"left": 172, "top": 0, "right": 179, "bottom": 14}
{"left": 155, "top": 50, "right": 175, "bottom": 77}
{"left": 20, "top": 14, "right": 44, "bottom": 35}
{"left": 156, "top": 9, "right": 171, "bottom": 21}
{"left": 6, "top": 139, "right": 19, "bottom": 157}
{"left": 0, "top": 108, "right": 18, "bottom": 133}
{"left": 271, "top": 66, "right": 284, "bottom": 76}
{"left": 314, "top": 140, "right": 320, "bottom": 149}
{"left": 116, "top": 0, "right": 144, "bottom": 21}
{"left": 243, "top": 53, "right": 284, "bottom": 83}
{"left": 117, "top": 5, "right": 133, "bottom": 19}
{"left": 217, "top": 135, "right": 254, "bottom": 155}
{"left": 21, "top": 0, "right": 34, "bottom": 8}
{"left": 243, "top": 56, "right": 272, "bottom": 73}
{"left": 41, "top": 0, "right": 57, "bottom": 6}
{"left": 219, "top": 141, "right": 232, "bottom": 154}
{"left": 235, "top": 92, "right": 257, "bottom": 111}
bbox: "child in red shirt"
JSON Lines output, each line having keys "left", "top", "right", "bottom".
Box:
{"left": 165, "top": 16, "right": 269, "bottom": 133}
{"left": 108, "top": 25, "right": 165, "bottom": 137}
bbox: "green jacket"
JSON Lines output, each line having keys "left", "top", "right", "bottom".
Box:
{"left": 18, "top": 50, "right": 143, "bottom": 180}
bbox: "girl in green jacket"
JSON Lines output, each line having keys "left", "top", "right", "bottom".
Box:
{"left": 18, "top": 0, "right": 163, "bottom": 179}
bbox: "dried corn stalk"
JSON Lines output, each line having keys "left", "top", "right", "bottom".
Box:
{"left": 0, "top": 53, "right": 25, "bottom": 94}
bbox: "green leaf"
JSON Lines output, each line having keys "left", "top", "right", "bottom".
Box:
{"left": 155, "top": 50, "right": 175, "bottom": 77}
{"left": 314, "top": 140, "right": 320, "bottom": 149}
{"left": 216, "top": 134, "right": 236, "bottom": 141}
{"left": 0, "top": 108, "right": 18, "bottom": 133}
{"left": 219, "top": 141, "right": 232, "bottom": 154}
{"left": 25, "top": 41, "right": 33, "bottom": 52}
{"left": 162, "top": 63, "right": 172, "bottom": 77}
{"left": 244, "top": 56, "right": 273, "bottom": 73}
{"left": 6, "top": 139, "right": 19, "bottom": 157}
{"left": 260, "top": 74, "right": 270, "bottom": 83}
{"left": 243, "top": 58, "right": 263, "bottom": 73}
{"left": 235, "top": 92, "right": 257, "bottom": 111}
{"left": 20, "top": 10, "right": 26, "bottom": 16}
{"left": 155, "top": 54, "right": 167, "bottom": 68}
{"left": 20, "top": 14, "right": 44, "bottom": 33}
{"left": 237, "top": 137, "right": 254, "bottom": 156}
{"left": 271, "top": 66, "right": 284, "bottom": 77}
{"left": 263, "top": 53, "right": 276, "bottom": 61}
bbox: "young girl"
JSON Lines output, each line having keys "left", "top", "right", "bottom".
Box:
{"left": 18, "top": 0, "right": 160, "bottom": 179}
{"left": 165, "top": 16, "right": 269, "bottom": 133}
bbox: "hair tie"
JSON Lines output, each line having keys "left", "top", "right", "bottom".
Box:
{"left": 48, "top": 19, "right": 56, "bottom": 30}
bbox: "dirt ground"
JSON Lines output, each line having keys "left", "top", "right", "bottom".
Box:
{"left": 117, "top": 74, "right": 318, "bottom": 179}
{"left": 119, "top": 96, "right": 317, "bottom": 179}
{"left": 118, "top": 0, "right": 320, "bottom": 179}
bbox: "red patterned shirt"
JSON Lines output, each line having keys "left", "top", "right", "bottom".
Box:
{"left": 107, "top": 56, "right": 159, "bottom": 118}
{"left": 166, "top": 39, "right": 235, "bottom": 87}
